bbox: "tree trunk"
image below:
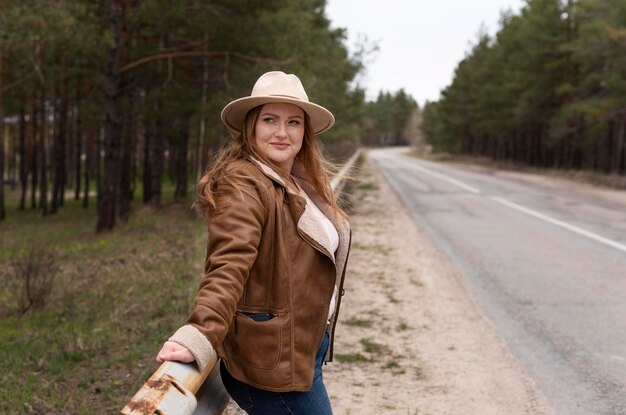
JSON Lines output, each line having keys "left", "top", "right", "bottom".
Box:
{"left": 142, "top": 124, "right": 151, "bottom": 202}
{"left": 74, "top": 77, "right": 83, "bottom": 200}
{"left": 30, "top": 86, "right": 38, "bottom": 209}
{"left": 168, "top": 140, "right": 176, "bottom": 183}
{"left": 143, "top": 99, "right": 164, "bottom": 206}
{"left": 615, "top": 116, "right": 626, "bottom": 174}
{"left": 174, "top": 113, "right": 191, "bottom": 199}
{"left": 19, "top": 87, "right": 28, "bottom": 210}
{"left": 537, "top": 126, "right": 548, "bottom": 167}
{"left": 600, "top": 121, "right": 613, "bottom": 174}
{"left": 143, "top": 32, "right": 167, "bottom": 207}
{"left": 0, "top": 50, "right": 5, "bottom": 221}
{"left": 83, "top": 124, "right": 94, "bottom": 209}
{"left": 97, "top": 0, "right": 125, "bottom": 232}
{"left": 197, "top": 52, "right": 209, "bottom": 181}
{"left": 51, "top": 65, "right": 69, "bottom": 214}
{"left": 96, "top": 129, "right": 103, "bottom": 216}
{"left": 118, "top": 89, "right": 134, "bottom": 221}
{"left": 604, "top": 122, "right": 613, "bottom": 174}
{"left": 38, "top": 81, "right": 48, "bottom": 216}
{"left": 9, "top": 123, "right": 17, "bottom": 190}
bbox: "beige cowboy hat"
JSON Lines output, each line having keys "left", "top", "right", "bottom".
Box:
{"left": 220, "top": 71, "right": 335, "bottom": 135}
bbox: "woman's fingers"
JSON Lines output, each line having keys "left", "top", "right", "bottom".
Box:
{"left": 155, "top": 341, "right": 195, "bottom": 363}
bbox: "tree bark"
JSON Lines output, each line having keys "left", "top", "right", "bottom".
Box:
{"left": 74, "top": 77, "right": 83, "bottom": 200}
{"left": 97, "top": 0, "right": 125, "bottom": 231}
{"left": 601, "top": 121, "right": 614, "bottom": 174}
{"left": 30, "top": 86, "right": 38, "bottom": 209}
{"left": 143, "top": 99, "right": 164, "bottom": 206}
{"left": 142, "top": 123, "right": 151, "bottom": 202}
{"left": 616, "top": 116, "right": 625, "bottom": 175}
{"left": 96, "top": 126, "right": 105, "bottom": 211}
{"left": 0, "top": 50, "right": 5, "bottom": 221}
{"left": 174, "top": 113, "right": 191, "bottom": 199}
{"left": 38, "top": 79, "right": 48, "bottom": 216}
{"left": 197, "top": 46, "right": 209, "bottom": 181}
{"left": 9, "top": 122, "right": 17, "bottom": 190}
{"left": 83, "top": 124, "right": 94, "bottom": 209}
{"left": 51, "top": 64, "right": 69, "bottom": 214}
{"left": 19, "top": 87, "right": 28, "bottom": 210}
{"left": 118, "top": 89, "right": 134, "bottom": 221}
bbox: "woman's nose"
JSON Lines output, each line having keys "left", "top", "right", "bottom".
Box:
{"left": 274, "top": 122, "right": 288, "bottom": 137}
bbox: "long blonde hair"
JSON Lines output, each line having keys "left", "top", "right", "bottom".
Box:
{"left": 195, "top": 105, "right": 344, "bottom": 218}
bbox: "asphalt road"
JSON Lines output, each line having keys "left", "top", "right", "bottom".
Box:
{"left": 370, "top": 148, "right": 626, "bottom": 415}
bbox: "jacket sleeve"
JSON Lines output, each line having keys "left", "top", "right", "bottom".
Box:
{"left": 181, "top": 168, "right": 267, "bottom": 369}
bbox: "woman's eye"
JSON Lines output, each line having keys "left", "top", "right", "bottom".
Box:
{"left": 263, "top": 117, "right": 275, "bottom": 123}
{"left": 288, "top": 120, "right": 301, "bottom": 126}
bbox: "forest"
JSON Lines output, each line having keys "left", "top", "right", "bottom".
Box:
{"left": 0, "top": 0, "right": 419, "bottom": 229}
{"left": 2, "top": 0, "right": 625, "bottom": 231}
{"left": 421, "top": 0, "right": 626, "bottom": 175}
{"left": 1, "top": 1, "right": 624, "bottom": 412}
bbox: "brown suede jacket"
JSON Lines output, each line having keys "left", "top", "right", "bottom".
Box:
{"left": 169, "top": 157, "right": 351, "bottom": 392}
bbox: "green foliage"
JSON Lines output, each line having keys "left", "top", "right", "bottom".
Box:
{"left": 422, "top": 0, "right": 626, "bottom": 174}
{"left": 363, "top": 89, "right": 420, "bottom": 146}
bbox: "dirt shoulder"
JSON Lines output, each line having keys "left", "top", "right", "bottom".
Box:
{"left": 323, "top": 152, "right": 554, "bottom": 415}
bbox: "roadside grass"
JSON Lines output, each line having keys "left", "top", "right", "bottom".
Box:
{"left": 343, "top": 316, "right": 374, "bottom": 328}
{"left": 386, "top": 292, "right": 401, "bottom": 304}
{"left": 0, "top": 188, "right": 205, "bottom": 414}
{"left": 384, "top": 358, "right": 407, "bottom": 375}
{"left": 335, "top": 352, "right": 372, "bottom": 363}
{"left": 359, "top": 338, "right": 387, "bottom": 354}
{"left": 396, "top": 320, "right": 410, "bottom": 331}
{"left": 350, "top": 242, "right": 391, "bottom": 256}
{"left": 355, "top": 181, "right": 377, "bottom": 191}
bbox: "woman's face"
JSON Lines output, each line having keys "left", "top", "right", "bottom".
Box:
{"left": 254, "top": 103, "right": 305, "bottom": 172}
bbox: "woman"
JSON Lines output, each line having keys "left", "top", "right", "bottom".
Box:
{"left": 156, "top": 71, "right": 351, "bottom": 414}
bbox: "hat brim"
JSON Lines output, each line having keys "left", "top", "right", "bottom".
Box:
{"left": 221, "top": 96, "right": 335, "bottom": 135}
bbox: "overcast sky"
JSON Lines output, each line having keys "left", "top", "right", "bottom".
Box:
{"left": 325, "top": 0, "right": 526, "bottom": 106}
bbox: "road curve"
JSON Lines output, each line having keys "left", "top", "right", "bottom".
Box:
{"left": 370, "top": 147, "right": 626, "bottom": 415}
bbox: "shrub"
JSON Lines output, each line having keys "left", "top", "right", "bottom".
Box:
{"left": 4, "top": 245, "right": 60, "bottom": 315}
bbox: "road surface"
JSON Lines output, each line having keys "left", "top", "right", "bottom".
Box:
{"left": 371, "top": 148, "right": 626, "bottom": 415}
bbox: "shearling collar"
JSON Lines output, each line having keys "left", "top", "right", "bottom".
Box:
{"left": 249, "top": 157, "right": 350, "bottom": 268}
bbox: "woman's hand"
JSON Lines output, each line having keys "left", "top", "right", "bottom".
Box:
{"left": 156, "top": 341, "right": 195, "bottom": 364}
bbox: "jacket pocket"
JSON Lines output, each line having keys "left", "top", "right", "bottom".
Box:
{"left": 240, "top": 311, "right": 274, "bottom": 322}
{"left": 228, "top": 311, "right": 283, "bottom": 370}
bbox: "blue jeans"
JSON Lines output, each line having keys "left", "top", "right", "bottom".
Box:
{"left": 220, "top": 331, "right": 333, "bottom": 415}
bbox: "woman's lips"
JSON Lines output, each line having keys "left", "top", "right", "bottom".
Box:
{"left": 271, "top": 143, "right": 289, "bottom": 150}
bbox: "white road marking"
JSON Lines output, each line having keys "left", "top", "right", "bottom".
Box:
{"left": 411, "top": 164, "right": 482, "bottom": 194}
{"left": 406, "top": 159, "right": 626, "bottom": 254}
{"left": 491, "top": 196, "right": 626, "bottom": 254}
